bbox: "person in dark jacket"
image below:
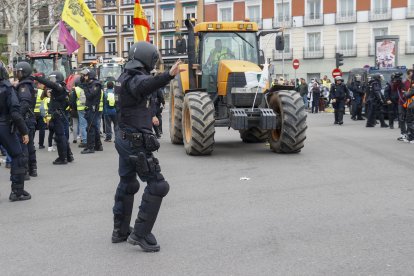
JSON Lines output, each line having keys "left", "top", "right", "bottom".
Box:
{"left": 34, "top": 71, "right": 74, "bottom": 164}
{"left": 384, "top": 72, "right": 404, "bottom": 129}
{"left": 403, "top": 87, "right": 414, "bottom": 143}
{"left": 15, "top": 62, "right": 37, "bottom": 178}
{"left": 103, "top": 81, "right": 118, "bottom": 142}
{"left": 152, "top": 88, "right": 165, "bottom": 137}
{"left": 330, "top": 76, "right": 350, "bottom": 125}
{"left": 366, "top": 74, "right": 388, "bottom": 128}
{"left": 298, "top": 78, "right": 308, "bottom": 109}
{"left": 311, "top": 82, "right": 321, "bottom": 113}
{"left": 349, "top": 74, "right": 365, "bottom": 121}
{"left": 80, "top": 68, "right": 103, "bottom": 154}
{"left": 0, "top": 62, "right": 31, "bottom": 201}
{"left": 111, "top": 42, "right": 184, "bottom": 252}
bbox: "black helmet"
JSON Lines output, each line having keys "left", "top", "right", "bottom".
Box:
{"left": 372, "top": 73, "right": 382, "bottom": 81}
{"left": 48, "top": 71, "right": 64, "bottom": 83}
{"left": 0, "top": 62, "right": 8, "bottom": 81}
{"left": 15, "top": 61, "right": 32, "bottom": 78}
{"left": 125, "top": 41, "right": 159, "bottom": 71}
{"left": 80, "top": 68, "right": 96, "bottom": 79}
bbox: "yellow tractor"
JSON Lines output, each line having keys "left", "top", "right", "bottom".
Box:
{"left": 169, "top": 20, "right": 307, "bottom": 155}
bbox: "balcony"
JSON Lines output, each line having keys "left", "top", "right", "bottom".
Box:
{"left": 303, "top": 13, "right": 323, "bottom": 26}
{"left": 335, "top": 11, "right": 357, "bottom": 24}
{"left": 104, "top": 25, "right": 117, "bottom": 34}
{"left": 85, "top": 1, "right": 96, "bottom": 10}
{"left": 406, "top": 41, "right": 414, "bottom": 54}
{"left": 272, "top": 49, "right": 293, "bottom": 60}
{"left": 249, "top": 18, "right": 262, "bottom": 29}
{"left": 369, "top": 8, "right": 392, "bottom": 21}
{"left": 83, "top": 51, "right": 119, "bottom": 61}
{"left": 159, "top": 48, "right": 188, "bottom": 58}
{"left": 368, "top": 43, "right": 375, "bottom": 56}
{"left": 335, "top": 45, "right": 357, "bottom": 57}
{"left": 122, "top": 24, "right": 133, "bottom": 32}
{"left": 141, "top": 0, "right": 155, "bottom": 3}
{"left": 122, "top": 0, "right": 134, "bottom": 5}
{"left": 273, "top": 16, "right": 293, "bottom": 28}
{"left": 38, "top": 16, "right": 50, "bottom": 26}
{"left": 160, "top": 21, "right": 175, "bottom": 30}
{"left": 303, "top": 47, "right": 324, "bottom": 59}
{"left": 103, "top": 0, "right": 117, "bottom": 9}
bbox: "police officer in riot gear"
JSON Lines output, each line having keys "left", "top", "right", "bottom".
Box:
{"left": 349, "top": 74, "right": 365, "bottom": 121}
{"left": 15, "top": 61, "right": 38, "bottom": 177}
{"left": 330, "top": 76, "right": 350, "bottom": 125}
{"left": 366, "top": 73, "right": 388, "bottom": 128}
{"left": 0, "top": 62, "right": 31, "bottom": 201}
{"left": 384, "top": 72, "right": 404, "bottom": 129}
{"left": 34, "top": 71, "right": 74, "bottom": 164}
{"left": 80, "top": 68, "right": 103, "bottom": 154}
{"left": 112, "top": 41, "right": 184, "bottom": 252}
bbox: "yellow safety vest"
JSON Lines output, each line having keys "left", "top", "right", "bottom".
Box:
{"left": 107, "top": 92, "right": 115, "bottom": 107}
{"left": 211, "top": 48, "right": 231, "bottom": 63}
{"left": 75, "top": 87, "right": 86, "bottom": 111}
{"left": 99, "top": 91, "right": 103, "bottom": 112}
{"left": 34, "top": 89, "right": 43, "bottom": 114}
{"left": 43, "top": 97, "right": 51, "bottom": 123}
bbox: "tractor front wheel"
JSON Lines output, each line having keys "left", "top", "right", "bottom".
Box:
{"left": 169, "top": 79, "right": 184, "bottom": 144}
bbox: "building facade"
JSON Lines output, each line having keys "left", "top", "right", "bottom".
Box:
{"left": 204, "top": 0, "right": 414, "bottom": 81}
{"left": 77, "top": 0, "right": 203, "bottom": 66}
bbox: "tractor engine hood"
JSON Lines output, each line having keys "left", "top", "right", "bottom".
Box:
{"left": 217, "top": 60, "right": 262, "bottom": 96}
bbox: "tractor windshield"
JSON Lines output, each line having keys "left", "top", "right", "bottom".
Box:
{"left": 98, "top": 64, "right": 123, "bottom": 82}
{"left": 32, "top": 57, "right": 70, "bottom": 78}
{"left": 201, "top": 32, "right": 258, "bottom": 92}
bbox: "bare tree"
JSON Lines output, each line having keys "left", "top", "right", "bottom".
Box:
{"left": 0, "top": 0, "right": 62, "bottom": 59}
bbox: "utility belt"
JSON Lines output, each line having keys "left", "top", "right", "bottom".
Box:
{"left": 120, "top": 129, "right": 160, "bottom": 152}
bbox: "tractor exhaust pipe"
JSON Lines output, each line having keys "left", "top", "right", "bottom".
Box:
{"left": 185, "top": 19, "right": 196, "bottom": 90}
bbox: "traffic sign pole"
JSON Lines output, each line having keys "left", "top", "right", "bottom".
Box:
{"left": 292, "top": 59, "right": 300, "bottom": 86}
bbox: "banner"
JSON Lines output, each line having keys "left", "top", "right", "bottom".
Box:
{"left": 58, "top": 21, "right": 80, "bottom": 55}
{"left": 62, "top": 0, "right": 103, "bottom": 46}
{"left": 133, "top": 0, "right": 150, "bottom": 42}
{"left": 376, "top": 40, "right": 396, "bottom": 69}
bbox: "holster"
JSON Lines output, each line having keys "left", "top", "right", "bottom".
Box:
{"left": 129, "top": 153, "right": 161, "bottom": 180}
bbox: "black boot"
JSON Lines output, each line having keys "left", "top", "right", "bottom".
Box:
{"left": 112, "top": 215, "right": 133, "bottom": 243}
{"left": 9, "top": 189, "right": 31, "bottom": 202}
{"left": 24, "top": 172, "right": 30, "bottom": 181}
{"left": 29, "top": 164, "right": 37, "bottom": 177}
{"left": 53, "top": 158, "right": 68, "bottom": 165}
{"left": 128, "top": 193, "right": 163, "bottom": 252}
{"left": 81, "top": 148, "right": 95, "bottom": 154}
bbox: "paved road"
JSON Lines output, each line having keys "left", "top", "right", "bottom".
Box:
{"left": 1, "top": 111, "right": 413, "bottom": 276}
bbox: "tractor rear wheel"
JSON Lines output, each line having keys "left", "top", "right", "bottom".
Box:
{"left": 268, "top": 91, "right": 307, "bottom": 153}
{"left": 169, "top": 79, "right": 184, "bottom": 144}
{"left": 182, "top": 92, "right": 215, "bottom": 155}
{"left": 239, "top": 127, "right": 268, "bottom": 143}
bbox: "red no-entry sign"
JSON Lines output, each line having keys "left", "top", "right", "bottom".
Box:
{"left": 292, "top": 59, "right": 300, "bottom": 70}
{"left": 332, "top": 68, "right": 343, "bottom": 78}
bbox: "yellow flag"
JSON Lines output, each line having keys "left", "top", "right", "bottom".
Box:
{"left": 62, "top": 0, "right": 103, "bottom": 47}
{"left": 133, "top": 0, "right": 150, "bottom": 42}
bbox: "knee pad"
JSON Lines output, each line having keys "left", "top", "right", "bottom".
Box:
{"left": 126, "top": 178, "right": 140, "bottom": 195}
{"left": 149, "top": 178, "right": 170, "bottom": 197}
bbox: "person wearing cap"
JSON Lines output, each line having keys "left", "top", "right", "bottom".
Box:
{"left": 111, "top": 41, "right": 184, "bottom": 252}
{"left": 330, "top": 76, "right": 350, "bottom": 125}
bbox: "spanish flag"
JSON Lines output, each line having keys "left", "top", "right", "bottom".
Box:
{"left": 62, "top": 0, "right": 103, "bottom": 47}
{"left": 133, "top": 0, "right": 150, "bottom": 42}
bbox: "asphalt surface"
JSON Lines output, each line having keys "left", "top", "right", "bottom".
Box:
{"left": 1, "top": 110, "right": 414, "bottom": 276}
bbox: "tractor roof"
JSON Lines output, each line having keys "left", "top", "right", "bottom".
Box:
{"left": 194, "top": 22, "right": 259, "bottom": 32}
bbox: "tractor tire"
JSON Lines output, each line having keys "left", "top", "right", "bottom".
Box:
{"left": 239, "top": 127, "right": 268, "bottom": 143}
{"left": 182, "top": 92, "right": 215, "bottom": 155}
{"left": 169, "top": 79, "right": 184, "bottom": 144}
{"left": 268, "top": 90, "right": 307, "bottom": 153}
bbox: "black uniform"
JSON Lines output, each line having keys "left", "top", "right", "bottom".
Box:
{"left": 16, "top": 76, "right": 37, "bottom": 176}
{"left": 35, "top": 76, "right": 73, "bottom": 164}
{"left": 330, "top": 82, "right": 350, "bottom": 124}
{"left": 404, "top": 88, "right": 414, "bottom": 141}
{"left": 152, "top": 88, "right": 165, "bottom": 137}
{"left": 366, "top": 79, "right": 388, "bottom": 127}
{"left": 112, "top": 68, "right": 173, "bottom": 250}
{"left": 82, "top": 79, "right": 103, "bottom": 152}
{"left": 0, "top": 79, "right": 31, "bottom": 201}
{"left": 349, "top": 81, "right": 365, "bottom": 120}
{"left": 384, "top": 80, "right": 404, "bottom": 129}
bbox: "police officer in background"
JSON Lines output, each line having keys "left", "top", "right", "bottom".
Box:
{"left": 34, "top": 71, "right": 74, "bottom": 164}
{"left": 14, "top": 62, "right": 38, "bottom": 178}
{"left": 112, "top": 42, "right": 184, "bottom": 252}
{"left": 80, "top": 68, "right": 103, "bottom": 154}
{"left": 366, "top": 73, "right": 388, "bottom": 128}
{"left": 384, "top": 72, "right": 404, "bottom": 130}
{"left": 330, "top": 76, "right": 350, "bottom": 125}
{"left": 349, "top": 74, "right": 365, "bottom": 121}
{"left": 0, "top": 62, "right": 31, "bottom": 201}
{"left": 152, "top": 88, "right": 165, "bottom": 138}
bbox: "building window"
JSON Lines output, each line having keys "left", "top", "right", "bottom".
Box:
{"left": 307, "top": 0, "right": 322, "bottom": 19}
{"left": 308, "top": 32, "right": 321, "bottom": 51}
{"left": 86, "top": 41, "right": 96, "bottom": 54}
{"left": 184, "top": 6, "right": 196, "bottom": 20}
{"left": 106, "top": 39, "right": 116, "bottom": 55}
{"left": 162, "top": 9, "right": 174, "bottom": 22}
{"left": 276, "top": 1, "right": 290, "bottom": 21}
{"left": 163, "top": 36, "right": 173, "bottom": 49}
{"left": 338, "top": 0, "right": 354, "bottom": 16}
{"left": 339, "top": 30, "right": 353, "bottom": 50}
{"left": 124, "top": 12, "right": 133, "bottom": 30}
{"left": 372, "top": 0, "right": 389, "bottom": 14}
{"left": 106, "top": 14, "right": 116, "bottom": 29}
{"left": 219, "top": 7, "right": 232, "bottom": 21}
{"left": 38, "top": 6, "right": 49, "bottom": 25}
{"left": 373, "top": 27, "right": 388, "bottom": 39}
{"left": 144, "top": 9, "right": 153, "bottom": 28}
{"left": 149, "top": 35, "right": 154, "bottom": 44}
{"left": 247, "top": 5, "right": 260, "bottom": 21}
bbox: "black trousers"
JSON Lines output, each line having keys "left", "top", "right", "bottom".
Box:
{"left": 51, "top": 112, "right": 70, "bottom": 160}
{"left": 333, "top": 100, "right": 345, "bottom": 123}
{"left": 86, "top": 110, "right": 102, "bottom": 150}
{"left": 398, "top": 105, "right": 407, "bottom": 135}
{"left": 0, "top": 124, "right": 27, "bottom": 190}
{"left": 387, "top": 102, "right": 399, "bottom": 126}
{"left": 35, "top": 114, "right": 46, "bottom": 147}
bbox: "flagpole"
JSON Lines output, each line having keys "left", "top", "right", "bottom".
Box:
{"left": 28, "top": 0, "right": 31, "bottom": 53}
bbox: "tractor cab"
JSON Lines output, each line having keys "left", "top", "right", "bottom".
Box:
{"left": 97, "top": 62, "right": 124, "bottom": 84}
{"left": 25, "top": 52, "right": 72, "bottom": 78}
